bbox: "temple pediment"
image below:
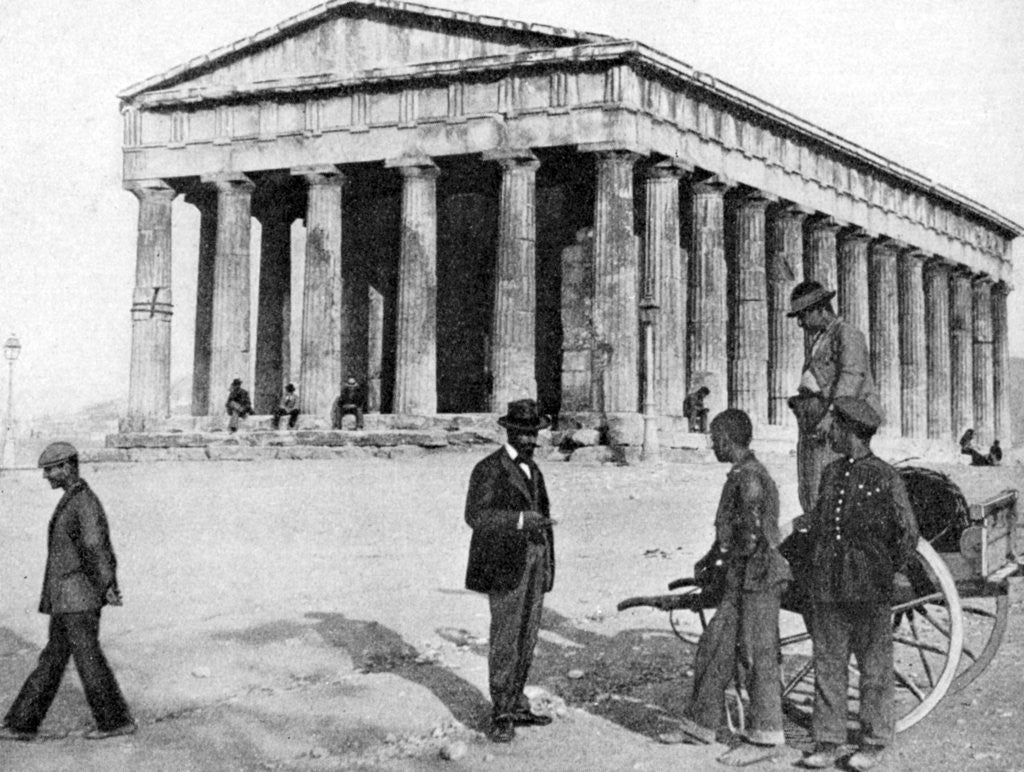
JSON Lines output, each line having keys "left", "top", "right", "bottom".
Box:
{"left": 119, "top": 0, "right": 607, "bottom": 101}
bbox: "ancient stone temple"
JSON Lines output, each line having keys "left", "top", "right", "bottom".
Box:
{"left": 120, "top": 0, "right": 1018, "bottom": 450}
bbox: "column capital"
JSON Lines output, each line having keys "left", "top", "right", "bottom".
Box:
{"left": 482, "top": 147, "right": 540, "bottom": 170}
{"left": 385, "top": 155, "right": 440, "bottom": 178}
{"left": 577, "top": 140, "right": 647, "bottom": 159}
{"left": 735, "top": 186, "right": 777, "bottom": 206}
{"left": 201, "top": 172, "right": 255, "bottom": 192}
{"left": 899, "top": 247, "right": 929, "bottom": 263}
{"left": 691, "top": 174, "right": 735, "bottom": 194}
{"left": 806, "top": 214, "right": 846, "bottom": 232}
{"left": 992, "top": 280, "right": 1011, "bottom": 297}
{"left": 772, "top": 201, "right": 813, "bottom": 224}
{"left": 923, "top": 256, "right": 954, "bottom": 275}
{"left": 125, "top": 178, "right": 176, "bottom": 201}
{"left": 291, "top": 164, "right": 345, "bottom": 185}
{"left": 870, "top": 236, "right": 901, "bottom": 255}
{"left": 837, "top": 226, "right": 874, "bottom": 244}
{"left": 646, "top": 157, "right": 695, "bottom": 179}
{"left": 972, "top": 273, "right": 994, "bottom": 288}
{"left": 951, "top": 264, "right": 975, "bottom": 281}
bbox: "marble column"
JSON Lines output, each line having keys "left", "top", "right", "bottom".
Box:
{"left": 368, "top": 285, "right": 384, "bottom": 413}
{"left": 837, "top": 228, "right": 871, "bottom": 339}
{"left": 868, "top": 239, "right": 901, "bottom": 437}
{"left": 591, "top": 149, "right": 640, "bottom": 414}
{"left": 972, "top": 276, "right": 995, "bottom": 447}
{"left": 923, "top": 259, "right": 952, "bottom": 441}
{"left": 898, "top": 250, "right": 927, "bottom": 438}
{"left": 992, "top": 282, "right": 1011, "bottom": 447}
{"left": 485, "top": 148, "right": 540, "bottom": 410}
{"left": 203, "top": 173, "right": 254, "bottom": 417}
{"left": 644, "top": 159, "right": 690, "bottom": 417}
{"left": 387, "top": 157, "right": 439, "bottom": 415}
{"left": 255, "top": 210, "right": 292, "bottom": 413}
{"left": 688, "top": 177, "right": 732, "bottom": 418}
{"left": 730, "top": 191, "right": 772, "bottom": 425}
{"left": 950, "top": 268, "right": 975, "bottom": 440}
{"left": 767, "top": 204, "right": 809, "bottom": 426}
{"left": 126, "top": 179, "right": 176, "bottom": 425}
{"left": 188, "top": 189, "right": 217, "bottom": 416}
{"left": 804, "top": 215, "right": 841, "bottom": 290}
{"left": 294, "top": 165, "right": 344, "bottom": 418}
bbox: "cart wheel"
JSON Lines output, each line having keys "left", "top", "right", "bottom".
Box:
{"left": 950, "top": 581, "right": 1009, "bottom": 693}
{"left": 779, "top": 539, "right": 963, "bottom": 734}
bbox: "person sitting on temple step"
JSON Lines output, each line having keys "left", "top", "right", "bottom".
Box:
{"left": 959, "top": 428, "right": 1002, "bottom": 466}
{"left": 271, "top": 383, "right": 300, "bottom": 430}
{"left": 683, "top": 386, "right": 711, "bottom": 433}
{"left": 332, "top": 376, "right": 365, "bottom": 430}
{"left": 225, "top": 378, "right": 253, "bottom": 434}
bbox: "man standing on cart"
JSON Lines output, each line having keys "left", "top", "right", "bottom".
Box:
{"left": 796, "top": 397, "right": 918, "bottom": 771}
{"left": 659, "top": 409, "right": 791, "bottom": 766}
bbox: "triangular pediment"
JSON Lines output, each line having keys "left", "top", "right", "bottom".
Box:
{"left": 120, "top": 0, "right": 608, "bottom": 100}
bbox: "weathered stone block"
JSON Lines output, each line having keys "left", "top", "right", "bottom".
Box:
{"left": 276, "top": 446, "right": 337, "bottom": 460}
{"left": 206, "top": 445, "right": 260, "bottom": 461}
{"left": 446, "top": 430, "right": 501, "bottom": 446}
{"left": 569, "top": 428, "right": 601, "bottom": 447}
{"left": 605, "top": 412, "right": 643, "bottom": 446}
{"left": 570, "top": 446, "right": 615, "bottom": 465}
{"left": 81, "top": 448, "right": 132, "bottom": 464}
{"left": 329, "top": 446, "right": 370, "bottom": 460}
{"left": 375, "top": 446, "right": 427, "bottom": 460}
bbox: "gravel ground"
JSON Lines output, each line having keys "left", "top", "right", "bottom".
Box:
{"left": 0, "top": 449, "right": 1022, "bottom": 771}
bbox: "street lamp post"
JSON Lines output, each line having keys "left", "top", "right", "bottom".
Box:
{"left": 639, "top": 298, "right": 660, "bottom": 462}
{"left": 2, "top": 334, "right": 22, "bottom": 469}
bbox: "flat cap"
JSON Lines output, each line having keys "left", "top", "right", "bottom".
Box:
{"left": 38, "top": 441, "right": 79, "bottom": 468}
{"left": 832, "top": 396, "right": 882, "bottom": 431}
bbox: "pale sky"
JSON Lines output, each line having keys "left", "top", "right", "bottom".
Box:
{"left": 1, "top": 0, "right": 1022, "bottom": 419}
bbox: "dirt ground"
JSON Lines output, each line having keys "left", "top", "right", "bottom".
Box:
{"left": 0, "top": 449, "right": 1022, "bottom": 771}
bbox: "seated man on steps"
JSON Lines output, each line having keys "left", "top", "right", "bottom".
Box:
{"left": 332, "top": 376, "right": 365, "bottom": 430}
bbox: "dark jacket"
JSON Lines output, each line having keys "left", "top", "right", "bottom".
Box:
{"left": 39, "top": 480, "right": 119, "bottom": 615}
{"left": 808, "top": 454, "right": 919, "bottom": 604}
{"left": 464, "top": 448, "right": 555, "bottom": 594}
{"left": 226, "top": 386, "right": 253, "bottom": 416}
{"left": 714, "top": 452, "right": 792, "bottom": 592}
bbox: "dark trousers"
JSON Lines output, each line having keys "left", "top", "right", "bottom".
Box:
{"left": 334, "top": 405, "right": 363, "bottom": 430}
{"left": 796, "top": 430, "right": 840, "bottom": 515}
{"left": 811, "top": 601, "right": 894, "bottom": 747}
{"left": 271, "top": 408, "right": 299, "bottom": 429}
{"left": 487, "top": 541, "right": 548, "bottom": 718}
{"left": 4, "top": 611, "right": 131, "bottom": 733}
{"left": 686, "top": 583, "right": 785, "bottom": 745}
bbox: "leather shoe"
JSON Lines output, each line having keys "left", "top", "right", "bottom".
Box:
{"left": 487, "top": 716, "right": 515, "bottom": 743}
{"left": 84, "top": 720, "right": 138, "bottom": 740}
{"left": 511, "top": 710, "right": 552, "bottom": 727}
{"left": 848, "top": 746, "right": 885, "bottom": 771}
{"left": 799, "top": 742, "right": 844, "bottom": 768}
{"left": 0, "top": 726, "right": 35, "bottom": 742}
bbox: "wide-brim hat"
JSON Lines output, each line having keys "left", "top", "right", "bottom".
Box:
{"left": 787, "top": 280, "right": 836, "bottom": 317}
{"left": 38, "top": 441, "right": 78, "bottom": 468}
{"left": 231, "top": 378, "right": 243, "bottom": 386}
{"left": 497, "top": 399, "right": 551, "bottom": 431}
{"left": 832, "top": 396, "right": 882, "bottom": 432}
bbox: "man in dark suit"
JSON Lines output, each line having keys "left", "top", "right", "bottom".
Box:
{"left": 0, "top": 442, "right": 136, "bottom": 741}
{"left": 465, "top": 399, "right": 555, "bottom": 743}
{"left": 332, "top": 376, "right": 365, "bottom": 430}
{"left": 225, "top": 377, "right": 253, "bottom": 433}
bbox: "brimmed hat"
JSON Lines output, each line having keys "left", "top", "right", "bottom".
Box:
{"left": 231, "top": 378, "right": 243, "bottom": 386}
{"left": 38, "top": 441, "right": 78, "bottom": 468}
{"left": 497, "top": 399, "right": 550, "bottom": 431}
{"left": 787, "top": 280, "right": 836, "bottom": 317}
{"left": 832, "top": 396, "right": 882, "bottom": 431}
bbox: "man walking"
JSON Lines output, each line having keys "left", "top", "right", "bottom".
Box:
{"left": 796, "top": 398, "right": 919, "bottom": 771}
{"left": 0, "top": 442, "right": 136, "bottom": 741}
{"left": 464, "top": 399, "right": 555, "bottom": 743}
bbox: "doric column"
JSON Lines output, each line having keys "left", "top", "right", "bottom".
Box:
{"left": 126, "top": 179, "right": 176, "bottom": 425}
{"left": 368, "top": 285, "right": 384, "bottom": 413}
{"left": 898, "top": 250, "right": 927, "bottom": 438}
{"left": 767, "top": 204, "right": 809, "bottom": 426}
{"left": 924, "top": 259, "right": 952, "bottom": 440}
{"left": 837, "top": 228, "right": 871, "bottom": 339}
{"left": 804, "top": 215, "right": 842, "bottom": 291}
{"left": 591, "top": 149, "right": 641, "bottom": 414}
{"left": 188, "top": 190, "right": 217, "bottom": 416}
{"left": 972, "top": 276, "right": 995, "bottom": 447}
{"left": 730, "top": 190, "right": 773, "bottom": 425}
{"left": 688, "top": 176, "right": 733, "bottom": 418}
{"left": 643, "top": 159, "right": 691, "bottom": 417}
{"left": 950, "top": 268, "right": 975, "bottom": 439}
{"left": 485, "top": 148, "right": 540, "bottom": 410}
{"left": 255, "top": 209, "right": 292, "bottom": 413}
{"left": 992, "top": 282, "right": 1011, "bottom": 447}
{"left": 293, "top": 165, "right": 344, "bottom": 417}
{"left": 387, "top": 156, "right": 439, "bottom": 415}
{"left": 205, "top": 174, "right": 255, "bottom": 416}
{"left": 869, "top": 239, "right": 901, "bottom": 437}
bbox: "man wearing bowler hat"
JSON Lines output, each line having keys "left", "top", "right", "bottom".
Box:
{"left": 787, "top": 280, "right": 881, "bottom": 516}
{"left": 793, "top": 398, "right": 918, "bottom": 771}
{"left": 0, "top": 442, "right": 136, "bottom": 742}
{"left": 464, "top": 399, "right": 555, "bottom": 743}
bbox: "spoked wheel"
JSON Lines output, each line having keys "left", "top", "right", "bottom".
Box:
{"left": 951, "top": 579, "right": 1009, "bottom": 693}
{"left": 780, "top": 539, "right": 964, "bottom": 733}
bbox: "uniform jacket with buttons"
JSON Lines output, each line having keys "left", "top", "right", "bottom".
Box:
{"left": 39, "top": 480, "right": 119, "bottom": 615}
{"left": 804, "top": 318, "right": 882, "bottom": 423}
{"left": 714, "top": 452, "right": 792, "bottom": 592}
{"left": 464, "top": 447, "right": 554, "bottom": 594}
{"left": 808, "top": 454, "right": 919, "bottom": 604}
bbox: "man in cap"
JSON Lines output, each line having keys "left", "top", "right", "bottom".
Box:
{"left": 332, "top": 376, "right": 365, "bottom": 430}
{"left": 0, "top": 442, "right": 136, "bottom": 742}
{"left": 271, "top": 383, "right": 300, "bottom": 430}
{"left": 225, "top": 378, "right": 253, "bottom": 433}
{"left": 787, "top": 280, "right": 881, "bottom": 516}
{"left": 464, "top": 399, "right": 555, "bottom": 743}
{"left": 794, "top": 398, "right": 918, "bottom": 771}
